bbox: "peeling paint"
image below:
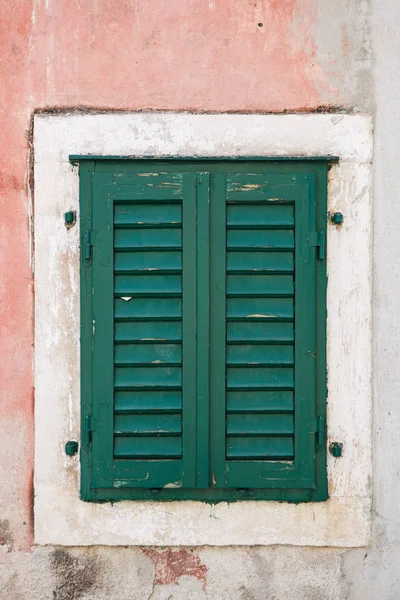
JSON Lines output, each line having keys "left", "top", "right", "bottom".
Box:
{"left": 0, "top": 519, "right": 13, "bottom": 551}
{"left": 114, "top": 474, "right": 150, "bottom": 486}
{"left": 136, "top": 173, "right": 163, "bottom": 177}
{"left": 143, "top": 548, "right": 207, "bottom": 589}
{"left": 234, "top": 183, "right": 262, "bottom": 191}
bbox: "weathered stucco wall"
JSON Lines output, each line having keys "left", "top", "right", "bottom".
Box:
{"left": 33, "top": 112, "right": 373, "bottom": 549}
{"left": 2, "top": 0, "right": 400, "bottom": 597}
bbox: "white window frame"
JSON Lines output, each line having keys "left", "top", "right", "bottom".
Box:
{"left": 34, "top": 113, "right": 373, "bottom": 546}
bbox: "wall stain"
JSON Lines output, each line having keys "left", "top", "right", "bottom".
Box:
{"left": 0, "top": 519, "right": 13, "bottom": 550}
{"left": 143, "top": 548, "right": 207, "bottom": 589}
{"left": 50, "top": 549, "right": 101, "bottom": 600}
{"left": 33, "top": 105, "right": 353, "bottom": 117}
{"left": 0, "top": 171, "right": 24, "bottom": 193}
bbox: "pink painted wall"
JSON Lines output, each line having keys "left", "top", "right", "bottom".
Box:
{"left": 0, "top": 0, "right": 368, "bottom": 550}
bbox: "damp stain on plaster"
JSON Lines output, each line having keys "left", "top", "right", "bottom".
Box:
{"left": 0, "top": 171, "right": 24, "bottom": 193}
{"left": 0, "top": 519, "right": 13, "bottom": 551}
{"left": 50, "top": 549, "right": 101, "bottom": 600}
{"left": 143, "top": 548, "right": 207, "bottom": 589}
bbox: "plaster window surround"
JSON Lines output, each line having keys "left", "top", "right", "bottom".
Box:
{"left": 34, "top": 112, "right": 373, "bottom": 547}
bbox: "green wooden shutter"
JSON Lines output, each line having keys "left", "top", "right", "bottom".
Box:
{"left": 85, "top": 170, "right": 197, "bottom": 492}
{"left": 209, "top": 171, "right": 323, "bottom": 491}
{"left": 79, "top": 159, "right": 327, "bottom": 502}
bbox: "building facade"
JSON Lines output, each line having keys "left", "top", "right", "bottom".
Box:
{"left": 1, "top": 1, "right": 399, "bottom": 598}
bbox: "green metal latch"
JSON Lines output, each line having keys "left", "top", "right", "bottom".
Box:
{"left": 65, "top": 440, "right": 79, "bottom": 456}
{"left": 331, "top": 212, "right": 344, "bottom": 225}
{"left": 310, "top": 231, "right": 326, "bottom": 260}
{"left": 329, "top": 442, "right": 343, "bottom": 457}
{"left": 64, "top": 211, "right": 76, "bottom": 227}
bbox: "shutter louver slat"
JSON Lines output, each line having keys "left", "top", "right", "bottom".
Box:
{"left": 115, "top": 228, "right": 182, "bottom": 249}
{"left": 226, "top": 437, "right": 294, "bottom": 459}
{"left": 227, "top": 413, "right": 294, "bottom": 435}
{"left": 227, "top": 322, "right": 294, "bottom": 342}
{"left": 115, "top": 343, "right": 181, "bottom": 365}
{"left": 227, "top": 297, "right": 294, "bottom": 319}
{"left": 227, "top": 390, "right": 294, "bottom": 413}
{"left": 114, "top": 203, "right": 182, "bottom": 225}
{"left": 114, "top": 437, "right": 182, "bottom": 458}
{"left": 227, "top": 229, "right": 294, "bottom": 249}
{"left": 115, "top": 298, "right": 181, "bottom": 319}
{"left": 115, "top": 251, "right": 182, "bottom": 272}
{"left": 226, "top": 344, "right": 294, "bottom": 365}
{"left": 115, "top": 321, "right": 182, "bottom": 341}
{"left": 115, "top": 274, "right": 182, "bottom": 294}
{"left": 115, "top": 390, "right": 182, "bottom": 412}
{"left": 227, "top": 251, "right": 294, "bottom": 273}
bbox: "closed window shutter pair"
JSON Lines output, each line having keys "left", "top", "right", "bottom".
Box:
{"left": 79, "top": 160, "right": 327, "bottom": 502}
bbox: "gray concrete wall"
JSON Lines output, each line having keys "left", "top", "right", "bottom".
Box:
{"left": 341, "top": 0, "right": 400, "bottom": 596}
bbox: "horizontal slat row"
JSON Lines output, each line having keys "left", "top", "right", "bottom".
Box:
{"left": 227, "top": 413, "right": 294, "bottom": 435}
{"left": 226, "top": 173, "right": 300, "bottom": 201}
{"left": 227, "top": 251, "right": 294, "bottom": 273}
{"left": 115, "top": 274, "right": 182, "bottom": 295}
{"left": 115, "top": 321, "right": 182, "bottom": 342}
{"left": 227, "top": 437, "right": 294, "bottom": 459}
{"left": 227, "top": 322, "right": 293, "bottom": 342}
{"left": 114, "top": 203, "right": 182, "bottom": 226}
{"left": 227, "top": 204, "right": 294, "bottom": 226}
{"left": 113, "top": 172, "right": 183, "bottom": 200}
{"left": 115, "top": 437, "right": 182, "bottom": 458}
{"left": 115, "top": 251, "right": 182, "bottom": 273}
{"left": 227, "top": 274, "right": 293, "bottom": 296}
{"left": 227, "top": 297, "right": 293, "bottom": 319}
{"left": 227, "top": 344, "right": 293, "bottom": 365}
{"left": 225, "top": 198, "right": 295, "bottom": 462}
{"left": 227, "top": 391, "right": 293, "bottom": 413}
{"left": 227, "top": 229, "right": 294, "bottom": 249}
{"left": 115, "top": 298, "right": 182, "bottom": 320}
{"left": 115, "top": 390, "right": 182, "bottom": 413}
{"left": 115, "top": 414, "right": 182, "bottom": 435}
{"left": 115, "top": 366, "right": 182, "bottom": 388}
{"left": 227, "top": 367, "right": 294, "bottom": 389}
{"left": 115, "top": 343, "right": 181, "bottom": 365}
{"left": 115, "top": 228, "right": 182, "bottom": 250}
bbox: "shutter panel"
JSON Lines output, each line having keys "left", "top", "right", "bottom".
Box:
{"left": 80, "top": 160, "right": 327, "bottom": 502}
{"left": 210, "top": 172, "right": 320, "bottom": 490}
{"left": 89, "top": 170, "right": 197, "bottom": 490}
